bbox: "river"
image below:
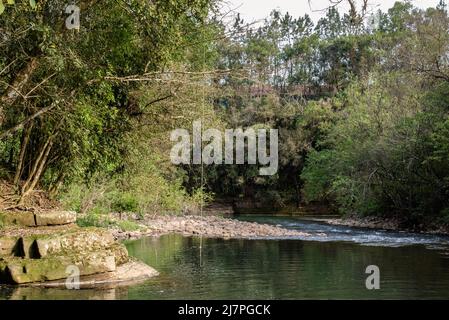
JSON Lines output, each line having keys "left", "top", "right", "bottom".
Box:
{"left": 2, "top": 215, "right": 449, "bottom": 299}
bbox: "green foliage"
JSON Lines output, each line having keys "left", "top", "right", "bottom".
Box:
{"left": 301, "top": 150, "right": 336, "bottom": 202}
{"left": 302, "top": 69, "right": 449, "bottom": 220}
{"left": 190, "top": 188, "right": 215, "bottom": 208}
{"left": 111, "top": 193, "right": 139, "bottom": 214}
{"left": 115, "top": 219, "right": 141, "bottom": 232}
{"left": 2, "top": 0, "right": 449, "bottom": 227}
{"left": 76, "top": 212, "right": 141, "bottom": 232}
{"left": 76, "top": 212, "right": 109, "bottom": 228}
{"left": 1, "top": 0, "right": 217, "bottom": 214}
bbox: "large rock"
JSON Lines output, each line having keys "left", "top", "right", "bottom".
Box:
{"left": 27, "top": 260, "right": 159, "bottom": 289}
{"left": 0, "top": 211, "right": 35, "bottom": 227}
{"left": 0, "top": 236, "right": 20, "bottom": 256}
{"left": 0, "top": 209, "right": 154, "bottom": 286}
{"left": 0, "top": 226, "right": 130, "bottom": 284}
{"left": 0, "top": 211, "right": 76, "bottom": 227}
{"left": 0, "top": 253, "right": 113, "bottom": 284}
{"left": 35, "top": 211, "right": 76, "bottom": 226}
{"left": 33, "top": 228, "right": 115, "bottom": 257}
{"left": 1, "top": 227, "right": 117, "bottom": 259}
{"left": 7, "top": 262, "right": 159, "bottom": 299}
{"left": 0, "top": 243, "right": 128, "bottom": 284}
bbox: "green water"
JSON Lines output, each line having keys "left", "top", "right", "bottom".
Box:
{"left": 2, "top": 216, "right": 449, "bottom": 299}
{"left": 123, "top": 234, "right": 449, "bottom": 299}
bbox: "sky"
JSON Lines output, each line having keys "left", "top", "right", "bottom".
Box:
{"left": 225, "top": 0, "right": 441, "bottom": 23}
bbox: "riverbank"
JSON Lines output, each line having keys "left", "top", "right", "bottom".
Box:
{"left": 323, "top": 215, "right": 449, "bottom": 235}
{"left": 107, "top": 213, "right": 313, "bottom": 240}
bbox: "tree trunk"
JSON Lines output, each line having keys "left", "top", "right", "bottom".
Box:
{"left": 0, "top": 58, "right": 39, "bottom": 125}
{"left": 49, "top": 172, "right": 66, "bottom": 198}
{"left": 21, "top": 135, "right": 53, "bottom": 196}
{"left": 19, "top": 138, "right": 54, "bottom": 204}
{"left": 27, "top": 140, "right": 54, "bottom": 192}
{"left": 21, "top": 137, "right": 51, "bottom": 193}
{"left": 14, "top": 121, "right": 34, "bottom": 185}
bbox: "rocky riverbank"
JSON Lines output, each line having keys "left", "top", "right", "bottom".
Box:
{"left": 110, "top": 214, "right": 312, "bottom": 240}
{"left": 324, "top": 215, "right": 449, "bottom": 235}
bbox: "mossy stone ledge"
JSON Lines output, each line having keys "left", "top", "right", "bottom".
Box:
{"left": 0, "top": 210, "right": 157, "bottom": 285}
{"left": 0, "top": 211, "right": 76, "bottom": 227}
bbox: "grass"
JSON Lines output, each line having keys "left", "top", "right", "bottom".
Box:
{"left": 76, "top": 212, "right": 142, "bottom": 232}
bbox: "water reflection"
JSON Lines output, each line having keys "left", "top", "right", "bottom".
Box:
{"left": 0, "top": 284, "right": 131, "bottom": 300}
{"left": 124, "top": 234, "right": 449, "bottom": 299}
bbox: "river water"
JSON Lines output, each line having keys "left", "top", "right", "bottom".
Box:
{"left": 2, "top": 215, "right": 449, "bottom": 299}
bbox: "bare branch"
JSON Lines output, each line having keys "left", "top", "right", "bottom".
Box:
{"left": 24, "top": 73, "right": 56, "bottom": 98}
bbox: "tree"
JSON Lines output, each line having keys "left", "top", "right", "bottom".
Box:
{"left": 0, "top": 0, "right": 214, "bottom": 204}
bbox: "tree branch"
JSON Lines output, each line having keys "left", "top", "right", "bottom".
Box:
{"left": 0, "top": 103, "right": 57, "bottom": 140}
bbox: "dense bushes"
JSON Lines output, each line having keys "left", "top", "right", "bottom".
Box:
{"left": 301, "top": 72, "right": 449, "bottom": 222}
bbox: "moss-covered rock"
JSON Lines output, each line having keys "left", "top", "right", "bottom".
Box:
{"left": 109, "top": 243, "right": 129, "bottom": 266}
{"left": 24, "top": 260, "right": 159, "bottom": 290}
{"left": 0, "top": 211, "right": 36, "bottom": 227}
{"left": 0, "top": 209, "right": 140, "bottom": 286}
{"left": 1, "top": 227, "right": 117, "bottom": 258}
{"left": 0, "top": 236, "right": 20, "bottom": 256}
{"left": 1, "top": 254, "right": 112, "bottom": 284}
{"left": 0, "top": 225, "right": 129, "bottom": 284}
{"left": 32, "top": 227, "right": 115, "bottom": 257}
{"left": 0, "top": 211, "right": 77, "bottom": 228}
{"left": 0, "top": 242, "right": 128, "bottom": 284}
{"left": 35, "top": 211, "right": 76, "bottom": 226}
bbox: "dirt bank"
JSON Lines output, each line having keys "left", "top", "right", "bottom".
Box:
{"left": 110, "top": 214, "right": 313, "bottom": 240}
